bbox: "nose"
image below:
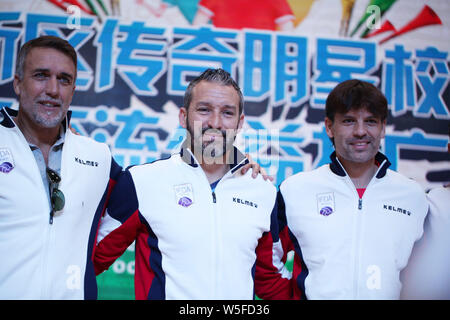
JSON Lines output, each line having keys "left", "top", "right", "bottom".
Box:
{"left": 207, "top": 110, "right": 223, "bottom": 129}
{"left": 45, "top": 76, "right": 59, "bottom": 98}
{"left": 353, "top": 120, "right": 367, "bottom": 138}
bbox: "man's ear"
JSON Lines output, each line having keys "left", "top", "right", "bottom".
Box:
{"left": 380, "top": 119, "right": 386, "bottom": 139}
{"left": 179, "top": 107, "right": 188, "bottom": 129}
{"left": 324, "top": 117, "right": 334, "bottom": 139}
{"left": 68, "top": 84, "right": 76, "bottom": 105}
{"left": 13, "top": 75, "right": 21, "bottom": 96}
{"left": 237, "top": 113, "right": 244, "bottom": 132}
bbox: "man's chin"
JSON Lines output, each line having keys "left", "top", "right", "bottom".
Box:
{"left": 35, "top": 116, "right": 64, "bottom": 128}
{"left": 347, "top": 153, "right": 377, "bottom": 164}
{"left": 203, "top": 144, "right": 225, "bottom": 159}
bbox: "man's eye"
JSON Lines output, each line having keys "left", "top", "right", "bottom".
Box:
{"left": 343, "top": 119, "right": 354, "bottom": 124}
{"left": 59, "top": 77, "right": 71, "bottom": 85}
{"left": 33, "top": 72, "right": 47, "bottom": 79}
{"left": 223, "top": 111, "right": 235, "bottom": 116}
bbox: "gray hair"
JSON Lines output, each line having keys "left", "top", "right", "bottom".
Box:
{"left": 16, "top": 35, "right": 77, "bottom": 80}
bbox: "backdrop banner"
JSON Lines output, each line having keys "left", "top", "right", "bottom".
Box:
{"left": 1, "top": 0, "right": 448, "bottom": 300}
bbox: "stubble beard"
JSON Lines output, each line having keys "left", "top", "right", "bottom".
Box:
{"left": 186, "top": 120, "right": 237, "bottom": 164}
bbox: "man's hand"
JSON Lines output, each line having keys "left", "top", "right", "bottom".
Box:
{"left": 240, "top": 153, "right": 274, "bottom": 182}
{"left": 69, "top": 125, "right": 80, "bottom": 135}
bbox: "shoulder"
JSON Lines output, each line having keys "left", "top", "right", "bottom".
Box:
{"left": 65, "top": 132, "right": 115, "bottom": 173}
{"left": 281, "top": 165, "right": 329, "bottom": 192}
{"left": 233, "top": 172, "right": 278, "bottom": 211}
{"left": 385, "top": 169, "right": 425, "bottom": 194}
{"left": 384, "top": 170, "right": 428, "bottom": 216}
{"left": 67, "top": 130, "right": 111, "bottom": 154}
{"left": 427, "top": 186, "right": 450, "bottom": 199}
{"left": 427, "top": 186, "right": 450, "bottom": 215}
{"left": 232, "top": 171, "right": 278, "bottom": 199}
{"left": 128, "top": 153, "right": 177, "bottom": 175}
{"left": 249, "top": 173, "right": 277, "bottom": 193}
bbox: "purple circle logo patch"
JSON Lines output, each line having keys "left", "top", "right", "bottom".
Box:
{"left": 178, "top": 196, "right": 193, "bottom": 207}
{"left": 0, "top": 162, "right": 13, "bottom": 174}
{"left": 320, "top": 206, "right": 333, "bottom": 216}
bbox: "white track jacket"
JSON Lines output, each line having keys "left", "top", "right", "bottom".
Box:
{"left": 94, "top": 144, "right": 284, "bottom": 300}
{"left": 256, "top": 152, "right": 428, "bottom": 300}
{"left": 0, "top": 107, "right": 121, "bottom": 299}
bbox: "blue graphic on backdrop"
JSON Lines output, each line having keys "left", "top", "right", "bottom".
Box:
{"left": 0, "top": 12, "right": 448, "bottom": 189}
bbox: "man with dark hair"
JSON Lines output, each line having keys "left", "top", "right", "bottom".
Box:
{"left": 256, "top": 79, "right": 429, "bottom": 299}
{"left": 0, "top": 35, "right": 122, "bottom": 299}
{"left": 93, "top": 68, "right": 288, "bottom": 299}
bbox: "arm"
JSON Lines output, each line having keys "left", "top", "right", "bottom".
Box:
{"left": 277, "top": 190, "right": 308, "bottom": 300}
{"left": 254, "top": 192, "right": 294, "bottom": 300}
{"left": 94, "top": 168, "right": 142, "bottom": 275}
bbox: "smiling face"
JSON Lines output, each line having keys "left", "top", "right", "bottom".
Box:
{"left": 179, "top": 80, "right": 244, "bottom": 162}
{"left": 13, "top": 47, "right": 76, "bottom": 130}
{"left": 325, "top": 107, "right": 386, "bottom": 167}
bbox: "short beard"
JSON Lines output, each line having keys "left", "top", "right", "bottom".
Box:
{"left": 34, "top": 109, "right": 65, "bottom": 128}
{"left": 186, "top": 119, "right": 238, "bottom": 164}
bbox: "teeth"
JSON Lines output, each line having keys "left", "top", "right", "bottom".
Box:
{"left": 352, "top": 142, "right": 369, "bottom": 147}
{"left": 40, "top": 102, "right": 56, "bottom": 107}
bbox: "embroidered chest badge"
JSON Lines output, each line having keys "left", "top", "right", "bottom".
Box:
{"left": 174, "top": 183, "right": 194, "bottom": 208}
{"left": 317, "top": 192, "right": 335, "bottom": 216}
{"left": 0, "top": 148, "right": 14, "bottom": 173}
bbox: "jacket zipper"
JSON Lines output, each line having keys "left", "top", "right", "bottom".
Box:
{"left": 353, "top": 195, "right": 363, "bottom": 298}
{"left": 211, "top": 187, "right": 219, "bottom": 298}
{"left": 352, "top": 168, "right": 385, "bottom": 298}
{"left": 188, "top": 152, "right": 247, "bottom": 298}
{"left": 335, "top": 157, "right": 386, "bottom": 298}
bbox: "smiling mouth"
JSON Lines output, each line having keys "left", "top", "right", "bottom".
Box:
{"left": 352, "top": 141, "right": 369, "bottom": 145}
{"left": 350, "top": 141, "right": 371, "bottom": 150}
{"left": 203, "top": 135, "right": 225, "bottom": 146}
{"left": 38, "top": 100, "right": 61, "bottom": 108}
{"left": 202, "top": 128, "right": 225, "bottom": 142}
{"left": 204, "top": 132, "right": 223, "bottom": 140}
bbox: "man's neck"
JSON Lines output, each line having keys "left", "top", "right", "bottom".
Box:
{"left": 13, "top": 115, "right": 61, "bottom": 165}
{"left": 339, "top": 157, "right": 378, "bottom": 189}
{"left": 200, "top": 157, "right": 229, "bottom": 184}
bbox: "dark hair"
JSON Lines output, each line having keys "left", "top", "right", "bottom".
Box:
{"left": 183, "top": 68, "right": 244, "bottom": 115}
{"left": 325, "top": 79, "right": 388, "bottom": 122}
{"left": 16, "top": 35, "right": 77, "bottom": 80}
